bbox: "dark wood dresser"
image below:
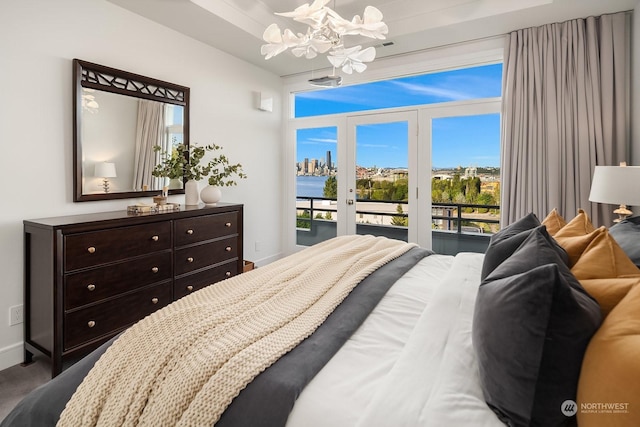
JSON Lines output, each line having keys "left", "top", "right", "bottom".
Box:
{"left": 23, "top": 203, "right": 243, "bottom": 377}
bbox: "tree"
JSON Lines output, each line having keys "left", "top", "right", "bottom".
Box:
{"left": 323, "top": 176, "right": 337, "bottom": 198}
{"left": 296, "top": 210, "right": 310, "bottom": 229}
{"left": 392, "top": 178, "right": 409, "bottom": 201}
{"left": 390, "top": 204, "right": 408, "bottom": 227}
{"left": 476, "top": 192, "right": 496, "bottom": 213}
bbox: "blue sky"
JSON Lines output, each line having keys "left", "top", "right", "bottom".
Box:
{"left": 295, "top": 63, "right": 502, "bottom": 168}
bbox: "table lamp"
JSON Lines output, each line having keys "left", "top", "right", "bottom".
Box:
{"left": 588, "top": 163, "right": 640, "bottom": 222}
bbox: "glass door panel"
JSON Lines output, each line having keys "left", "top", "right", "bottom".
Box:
{"left": 295, "top": 126, "right": 338, "bottom": 246}
{"left": 348, "top": 112, "right": 417, "bottom": 242}
{"left": 430, "top": 113, "right": 501, "bottom": 254}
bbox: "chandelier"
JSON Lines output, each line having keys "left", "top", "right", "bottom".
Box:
{"left": 261, "top": 0, "right": 388, "bottom": 75}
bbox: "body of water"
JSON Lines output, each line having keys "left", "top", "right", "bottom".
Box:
{"left": 296, "top": 175, "right": 328, "bottom": 198}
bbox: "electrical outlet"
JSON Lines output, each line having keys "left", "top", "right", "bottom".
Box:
{"left": 9, "top": 304, "right": 23, "bottom": 326}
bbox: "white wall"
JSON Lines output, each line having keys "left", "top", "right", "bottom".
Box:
{"left": 82, "top": 91, "right": 138, "bottom": 194}
{"left": 0, "top": 0, "right": 284, "bottom": 370}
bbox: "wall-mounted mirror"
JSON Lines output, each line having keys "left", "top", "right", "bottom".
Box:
{"left": 73, "top": 59, "right": 190, "bottom": 202}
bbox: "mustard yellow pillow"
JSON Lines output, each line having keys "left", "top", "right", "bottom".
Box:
{"left": 542, "top": 208, "right": 567, "bottom": 236}
{"left": 554, "top": 227, "right": 603, "bottom": 267}
{"left": 577, "top": 280, "right": 640, "bottom": 427}
{"left": 571, "top": 228, "right": 640, "bottom": 280}
{"left": 579, "top": 278, "right": 638, "bottom": 317}
{"left": 555, "top": 209, "right": 596, "bottom": 235}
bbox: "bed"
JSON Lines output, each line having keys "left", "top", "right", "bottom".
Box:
{"left": 2, "top": 211, "right": 640, "bottom": 427}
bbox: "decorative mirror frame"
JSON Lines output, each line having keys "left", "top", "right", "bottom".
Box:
{"left": 73, "top": 59, "right": 190, "bottom": 202}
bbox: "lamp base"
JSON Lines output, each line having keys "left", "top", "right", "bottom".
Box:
{"left": 613, "top": 204, "right": 632, "bottom": 223}
{"left": 102, "top": 178, "right": 110, "bottom": 193}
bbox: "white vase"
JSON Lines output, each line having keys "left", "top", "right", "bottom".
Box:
{"left": 200, "top": 185, "right": 222, "bottom": 205}
{"left": 184, "top": 180, "right": 200, "bottom": 206}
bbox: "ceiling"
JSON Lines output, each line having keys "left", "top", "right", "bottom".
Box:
{"left": 106, "top": 0, "right": 636, "bottom": 77}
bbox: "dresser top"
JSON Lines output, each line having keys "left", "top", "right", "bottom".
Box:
{"left": 24, "top": 203, "right": 243, "bottom": 230}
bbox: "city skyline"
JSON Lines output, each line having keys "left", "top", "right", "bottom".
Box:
{"left": 295, "top": 63, "right": 502, "bottom": 169}
{"left": 296, "top": 154, "right": 501, "bottom": 176}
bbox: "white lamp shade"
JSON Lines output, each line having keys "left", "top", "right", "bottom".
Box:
{"left": 589, "top": 166, "right": 640, "bottom": 206}
{"left": 95, "top": 162, "right": 117, "bottom": 178}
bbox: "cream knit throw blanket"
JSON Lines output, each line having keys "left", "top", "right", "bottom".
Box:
{"left": 57, "top": 235, "right": 415, "bottom": 427}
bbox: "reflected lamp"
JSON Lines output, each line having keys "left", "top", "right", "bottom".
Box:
{"left": 95, "top": 162, "right": 117, "bottom": 193}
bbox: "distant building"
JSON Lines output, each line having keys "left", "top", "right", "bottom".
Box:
{"left": 481, "top": 182, "right": 500, "bottom": 195}
{"left": 433, "top": 173, "right": 453, "bottom": 180}
{"left": 326, "top": 151, "right": 332, "bottom": 170}
{"left": 390, "top": 168, "right": 408, "bottom": 181}
{"left": 464, "top": 166, "right": 477, "bottom": 178}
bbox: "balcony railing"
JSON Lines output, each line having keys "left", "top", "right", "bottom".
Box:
{"left": 295, "top": 197, "right": 500, "bottom": 255}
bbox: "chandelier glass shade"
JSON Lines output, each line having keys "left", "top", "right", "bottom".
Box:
{"left": 261, "top": 0, "right": 388, "bottom": 74}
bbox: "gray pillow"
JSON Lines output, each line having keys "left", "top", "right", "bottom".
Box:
{"left": 473, "top": 228, "right": 601, "bottom": 427}
{"left": 609, "top": 216, "right": 640, "bottom": 267}
{"left": 481, "top": 213, "right": 569, "bottom": 280}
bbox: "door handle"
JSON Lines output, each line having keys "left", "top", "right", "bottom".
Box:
{"left": 347, "top": 199, "right": 354, "bottom": 205}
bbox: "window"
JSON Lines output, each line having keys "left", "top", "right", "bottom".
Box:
{"left": 289, "top": 62, "right": 503, "bottom": 251}
{"left": 295, "top": 63, "right": 502, "bottom": 118}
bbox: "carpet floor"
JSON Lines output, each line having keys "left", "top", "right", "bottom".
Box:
{"left": 0, "top": 357, "right": 50, "bottom": 422}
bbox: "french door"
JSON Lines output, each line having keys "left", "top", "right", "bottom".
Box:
{"left": 345, "top": 112, "right": 420, "bottom": 241}
{"left": 291, "top": 111, "right": 424, "bottom": 249}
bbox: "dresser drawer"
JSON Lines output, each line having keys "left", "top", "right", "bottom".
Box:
{"left": 64, "top": 251, "right": 172, "bottom": 310}
{"left": 174, "top": 212, "right": 238, "bottom": 246}
{"left": 174, "top": 236, "right": 238, "bottom": 275}
{"left": 64, "top": 222, "right": 171, "bottom": 271}
{"left": 64, "top": 281, "right": 172, "bottom": 350}
{"left": 174, "top": 261, "right": 237, "bottom": 299}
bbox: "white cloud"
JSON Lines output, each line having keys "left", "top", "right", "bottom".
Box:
{"left": 388, "top": 81, "right": 471, "bottom": 100}
{"left": 358, "top": 143, "right": 393, "bottom": 149}
{"left": 300, "top": 137, "right": 337, "bottom": 145}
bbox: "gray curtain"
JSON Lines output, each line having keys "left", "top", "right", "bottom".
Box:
{"left": 133, "top": 100, "right": 166, "bottom": 191}
{"left": 501, "top": 12, "right": 630, "bottom": 227}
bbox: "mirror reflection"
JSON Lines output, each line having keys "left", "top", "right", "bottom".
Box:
{"left": 73, "top": 58, "right": 190, "bottom": 202}
{"left": 81, "top": 89, "right": 184, "bottom": 195}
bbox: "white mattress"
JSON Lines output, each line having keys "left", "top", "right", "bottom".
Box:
{"left": 286, "top": 252, "right": 503, "bottom": 427}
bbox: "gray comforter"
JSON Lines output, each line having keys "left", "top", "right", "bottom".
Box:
{"left": 1, "top": 247, "right": 431, "bottom": 427}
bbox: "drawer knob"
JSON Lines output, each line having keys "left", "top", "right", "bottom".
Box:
{"left": 225, "top": 271, "right": 231, "bottom": 277}
{"left": 186, "top": 229, "right": 194, "bottom": 235}
{"left": 225, "top": 222, "right": 232, "bottom": 227}
{"left": 187, "top": 285, "right": 194, "bottom": 291}
{"left": 187, "top": 257, "right": 194, "bottom": 263}
{"left": 87, "top": 320, "right": 96, "bottom": 328}
{"left": 87, "top": 284, "right": 96, "bottom": 291}
{"left": 151, "top": 235, "right": 159, "bottom": 241}
{"left": 151, "top": 267, "right": 159, "bottom": 273}
{"left": 87, "top": 246, "right": 96, "bottom": 254}
{"left": 151, "top": 297, "right": 159, "bottom": 304}
{"left": 225, "top": 246, "right": 232, "bottom": 252}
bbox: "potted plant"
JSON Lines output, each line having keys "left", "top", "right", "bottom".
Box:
{"left": 153, "top": 143, "right": 246, "bottom": 205}
{"left": 152, "top": 143, "right": 187, "bottom": 189}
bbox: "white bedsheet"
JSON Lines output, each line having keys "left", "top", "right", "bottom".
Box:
{"left": 286, "top": 252, "right": 503, "bottom": 427}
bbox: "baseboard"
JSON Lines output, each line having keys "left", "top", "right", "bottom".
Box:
{"left": 0, "top": 341, "right": 23, "bottom": 372}
{"left": 253, "top": 252, "right": 283, "bottom": 267}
